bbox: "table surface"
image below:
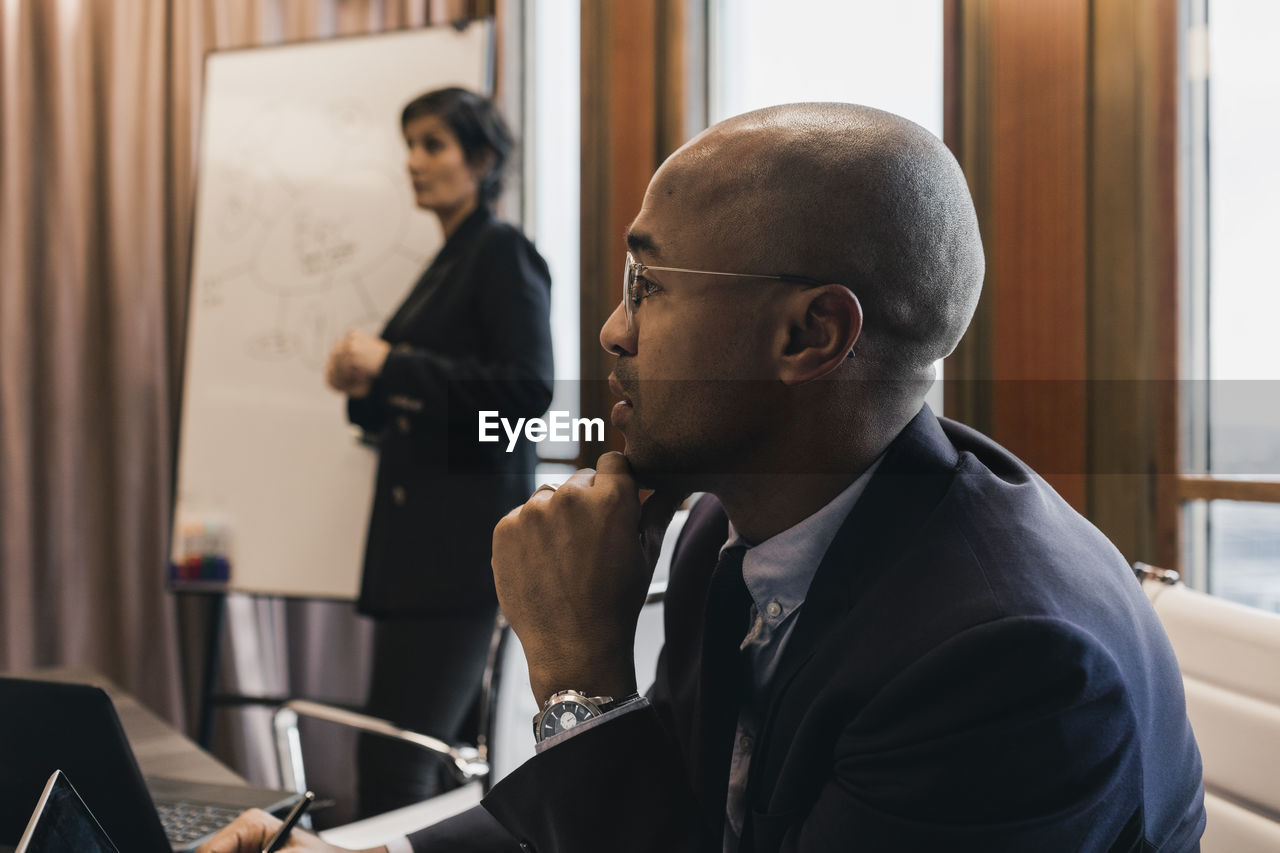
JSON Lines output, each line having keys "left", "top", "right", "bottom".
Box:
{"left": 17, "top": 666, "right": 246, "bottom": 788}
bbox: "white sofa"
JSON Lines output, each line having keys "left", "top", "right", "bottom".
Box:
{"left": 1138, "top": 565, "right": 1280, "bottom": 853}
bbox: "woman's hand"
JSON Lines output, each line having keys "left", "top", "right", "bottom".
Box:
{"left": 194, "top": 808, "right": 385, "bottom": 853}
{"left": 325, "top": 330, "right": 391, "bottom": 398}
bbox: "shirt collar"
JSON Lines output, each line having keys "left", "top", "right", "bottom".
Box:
{"left": 721, "top": 456, "right": 885, "bottom": 624}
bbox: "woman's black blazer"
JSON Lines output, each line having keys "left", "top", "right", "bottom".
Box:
{"left": 348, "top": 206, "right": 553, "bottom": 616}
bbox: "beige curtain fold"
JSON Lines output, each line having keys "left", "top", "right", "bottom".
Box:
{"left": 0, "top": 0, "right": 483, "bottom": 725}
{"left": 0, "top": 0, "right": 183, "bottom": 717}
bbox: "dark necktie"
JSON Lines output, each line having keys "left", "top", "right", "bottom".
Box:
{"left": 698, "top": 545, "right": 753, "bottom": 847}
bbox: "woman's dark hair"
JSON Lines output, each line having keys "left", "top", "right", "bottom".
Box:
{"left": 401, "top": 87, "right": 514, "bottom": 206}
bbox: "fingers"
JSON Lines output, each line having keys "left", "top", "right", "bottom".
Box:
{"left": 530, "top": 454, "right": 635, "bottom": 503}
{"left": 324, "top": 340, "right": 344, "bottom": 391}
{"left": 195, "top": 808, "right": 277, "bottom": 853}
{"left": 325, "top": 361, "right": 345, "bottom": 393}
{"left": 527, "top": 482, "right": 560, "bottom": 505}
{"left": 504, "top": 456, "right": 640, "bottom": 535}
{"left": 594, "top": 451, "right": 630, "bottom": 477}
{"left": 330, "top": 331, "right": 389, "bottom": 381}
{"left": 561, "top": 466, "right": 597, "bottom": 492}
{"left": 325, "top": 330, "right": 385, "bottom": 395}
{"left": 326, "top": 334, "right": 357, "bottom": 390}
{"left": 592, "top": 451, "right": 638, "bottom": 498}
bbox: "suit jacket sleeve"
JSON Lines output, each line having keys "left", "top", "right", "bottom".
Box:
{"left": 472, "top": 616, "right": 1140, "bottom": 853}
{"left": 348, "top": 225, "right": 554, "bottom": 434}
{"left": 406, "top": 802, "right": 524, "bottom": 852}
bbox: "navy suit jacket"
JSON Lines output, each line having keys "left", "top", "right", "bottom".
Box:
{"left": 411, "top": 407, "right": 1205, "bottom": 851}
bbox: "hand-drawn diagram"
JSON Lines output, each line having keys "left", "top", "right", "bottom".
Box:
{"left": 196, "top": 98, "right": 435, "bottom": 370}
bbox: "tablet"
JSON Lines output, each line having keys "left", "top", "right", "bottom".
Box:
{"left": 15, "top": 771, "right": 119, "bottom": 853}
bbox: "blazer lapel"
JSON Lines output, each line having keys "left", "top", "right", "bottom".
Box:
{"left": 748, "top": 407, "right": 961, "bottom": 793}
{"left": 657, "top": 494, "right": 730, "bottom": 795}
{"left": 381, "top": 207, "right": 491, "bottom": 340}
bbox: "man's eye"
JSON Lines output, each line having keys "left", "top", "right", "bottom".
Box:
{"left": 631, "top": 275, "right": 659, "bottom": 304}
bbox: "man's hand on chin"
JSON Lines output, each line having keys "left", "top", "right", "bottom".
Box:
{"left": 492, "top": 452, "right": 686, "bottom": 705}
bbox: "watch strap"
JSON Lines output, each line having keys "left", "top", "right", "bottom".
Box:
{"left": 533, "top": 690, "right": 641, "bottom": 742}
{"left": 596, "top": 692, "right": 640, "bottom": 712}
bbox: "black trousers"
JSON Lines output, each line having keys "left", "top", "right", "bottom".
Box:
{"left": 356, "top": 609, "right": 497, "bottom": 817}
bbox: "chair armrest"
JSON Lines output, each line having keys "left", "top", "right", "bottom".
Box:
{"left": 272, "top": 700, "right": 489, "bottom": 796}
{"left": 1133, "top": 561, "right": 1181, "bottom": 585}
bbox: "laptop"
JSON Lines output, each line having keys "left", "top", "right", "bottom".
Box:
{"left": 0, "top": 677, "right": 302, "bottom": 852}
{"left": 11, "top": 771, "right": 119, "bottom": 853}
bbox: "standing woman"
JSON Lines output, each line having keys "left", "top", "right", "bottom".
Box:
{"left": 325, "top": 87, "right": 553, "bottom": 816}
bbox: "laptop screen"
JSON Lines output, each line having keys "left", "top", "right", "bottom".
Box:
{"left": 0, "top": 677, "right": 299, "bottom": 852}
{"left": 0, "top": 678, "right": 172, "bottom": 851}
{"left": 16, "top": 772, "right": 119, "bottom": 853}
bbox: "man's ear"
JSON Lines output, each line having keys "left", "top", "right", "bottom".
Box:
{"left": 777, "top": 285, "right": 862, "bottom": 385}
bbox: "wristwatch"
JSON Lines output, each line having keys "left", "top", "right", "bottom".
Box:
{"left": 532, "top": 690, "right": 635, "bottom": 742}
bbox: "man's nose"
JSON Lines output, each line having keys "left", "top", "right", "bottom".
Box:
{"left": 599, "top": 301, "right": 635, "bottom": 357}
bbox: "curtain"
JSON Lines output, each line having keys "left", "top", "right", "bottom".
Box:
{"left": 1, "top": 0, "right": 186, "bottom": 719}
{"left": 0, "top": 0, "right": 490, "bottom": 765}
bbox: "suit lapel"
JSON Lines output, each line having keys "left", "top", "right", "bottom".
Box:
{"left": 668, "top": 408, "right": 963, "bottom": 846}
{"left": 381, "top": 207, "right": 491, "bottom": 340}
{"left": 672, "top": 496, "right": 731, "bottom": 791}
{"left": 747, "top": 407, "right": 961, "bottom": 798}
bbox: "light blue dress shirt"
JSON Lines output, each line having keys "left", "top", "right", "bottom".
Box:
{"left": 718, "top": 460, "right": 881, "bottom": 851}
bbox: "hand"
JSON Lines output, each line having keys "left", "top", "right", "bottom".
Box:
{"left": 325, "top": 330, "right": 391, "bottom": 398}
{"left": 194, "top": 808, "right": 384, "bottom": 853}
{"left": 491, "top": 452, "right": 687, "bottom": 705}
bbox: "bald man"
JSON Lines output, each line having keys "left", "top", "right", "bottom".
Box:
{"left": 201, "top": 104, "right": 1203, "bottom": 852}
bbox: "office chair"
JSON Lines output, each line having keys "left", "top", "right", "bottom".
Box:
{"left": 271, "top": 610, "right": 504, "bottom": 798}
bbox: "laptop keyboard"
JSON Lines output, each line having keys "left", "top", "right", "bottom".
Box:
{"left": 154, "top": 801, "right": 245, "bottom": 846}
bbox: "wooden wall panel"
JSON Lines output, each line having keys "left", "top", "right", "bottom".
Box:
{"left": 953, "top": 0, "right": 1091, "bottom": 510}
{"left": 579, "top": 0, "right": 691, "bottom": 459}
{"left": 948, "top": 0, "right": 1179, "bottom": 562}
{"left": 580, "top": 1, "right": 659, "bottom": 455}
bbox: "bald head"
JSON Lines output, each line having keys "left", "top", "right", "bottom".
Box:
{"left": 660, "top": 103, "right": 984, "bottom": 379}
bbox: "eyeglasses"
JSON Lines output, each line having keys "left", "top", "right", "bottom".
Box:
{"left": 622, "top": 251, "right": 824, "bottom": 330}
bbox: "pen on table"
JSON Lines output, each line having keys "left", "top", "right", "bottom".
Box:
{"left": 262, "top": 790, "right": 314, "bottom": 853}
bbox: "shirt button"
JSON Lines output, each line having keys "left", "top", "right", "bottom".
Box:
{"left": 765, "top": 601, "right": 783, "bottom": 618}
{"left": 397, "top": 415, "right": 411, "bottom": 433}
{"left": 740, "top": 734, "right": 754, "bottom": 751}
{"left": 391, "top": 486, "right": 406, "bottom": 506}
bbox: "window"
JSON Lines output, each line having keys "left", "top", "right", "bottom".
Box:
{"left": 529, "top": 0, "right": 580, "bottom": 466}
{"left": 1181, "top": 0, "right": 1280, "bottom": 611}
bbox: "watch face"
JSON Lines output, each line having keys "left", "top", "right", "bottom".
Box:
{"left": 538, "top": 698, "right": 597, "bottom": 740}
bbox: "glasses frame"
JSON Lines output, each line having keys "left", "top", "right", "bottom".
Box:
{"left": 622, "top": 251, "right": 825, "bottom": 330}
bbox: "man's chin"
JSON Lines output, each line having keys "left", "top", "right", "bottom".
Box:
{"left": 622, "top": 448, "right": 695, "bottom": 493}
{"left": 620, "top": 448, "right": 656, "bottom": 490}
